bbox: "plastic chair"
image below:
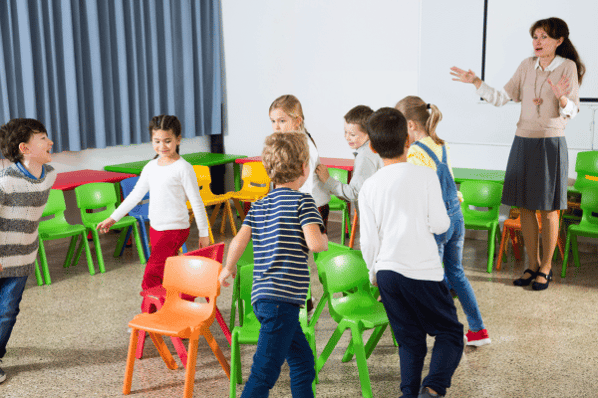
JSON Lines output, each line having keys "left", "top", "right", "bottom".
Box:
{"left": 228, "top": 161, "right": 270, "bottom": 221}
{"left": 135, "top": 243, "right": 231, "bottom": 366}
{"left": 229, "top": 263, "right": 316, "bottom": 398}
{"left": 37, "top": 189, "right": 94, "bottom": 285}
{"left": 123, "top": 256, "right": 230, "bottom": 398}
{"left": 562, "top": 187, "right": 598, "bottom": 278}
{"left": 190, "top": 165, "right": 237, "bottom": 238}
{"left": 563, "top": 151, "right": 598, "bottom": 228}
{"left": 496, "top": 211, "right": 565, "bottom": 270}
{"left": 74, "top": 182, "right": 146, "bottom": 273}
{"left": 460, "top": 180, "right": 503, "bottom": 273}
{"left": 327, "top": 168, "right": 351, "bottom": 245}
{"left": 314, "top": 250, "right": 389, "bottom": 398}
{"left": 118, "top": 176, "right": 151, "bottom": 260}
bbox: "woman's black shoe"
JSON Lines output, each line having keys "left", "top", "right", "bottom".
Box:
{"left": 513, "top": 269, "right": 536, "bottom": 286}
{"left": 532, "top": 270, "right": 553, "bottom": 291}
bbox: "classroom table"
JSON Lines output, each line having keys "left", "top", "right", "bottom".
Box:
{"left": 104, "top": 152, "right": 247, "bottom": 191}
{"left": 452, "top": 168, "right": 505, "bottom": 184}
{"left": 53, "top": 169, "right": 137, "bottom": 191}
{"left": 236, "top": 156, "right": 355, "bottom": 171}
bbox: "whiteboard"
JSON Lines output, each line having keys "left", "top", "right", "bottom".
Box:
{"left": 483, "top": 0, "right": 598, "bottom": 101}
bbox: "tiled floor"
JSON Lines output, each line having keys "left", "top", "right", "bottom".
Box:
{"left": 2, "top": 215, "right": 598, "bottom": 398}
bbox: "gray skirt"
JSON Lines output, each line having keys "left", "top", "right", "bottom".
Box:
{"left": 502, "top": 135, "right": 568, "bottom": 211}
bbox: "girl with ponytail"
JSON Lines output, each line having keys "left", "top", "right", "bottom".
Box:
{"left": 396, "top": 96, "right": 491, "bottom": 347}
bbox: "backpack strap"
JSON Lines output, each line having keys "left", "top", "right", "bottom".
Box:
{"left": 441, "top": 145, "right": 448, "bottom": 164}
{"left": 413, "top": 141, "right": 441, "bottom": 167}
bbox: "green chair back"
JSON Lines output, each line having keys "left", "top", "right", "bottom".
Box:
{"left": 562, "top": 186, "right": 598, "bottom": 277}
{"left": 74, "top": 182, "right": 119, "bottom": 225}
{"left": 574, "top": 151, "right": 598, "bottom": 191}
{"left": 326, "top": 168, "right": 351, "bottom": 245}
{"left": 579, "top": 188, "right": 598, "bottom": 227}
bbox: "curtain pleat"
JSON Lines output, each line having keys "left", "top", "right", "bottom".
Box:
{"left": 0, "top": 0, "right": 223, "bottom": 153}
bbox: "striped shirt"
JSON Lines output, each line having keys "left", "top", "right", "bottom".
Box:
{"left": 0, "top": 163, "right": 56, "bottom": 278}
{"left": 243, "top": 187, "right": 323, "bottom": 306}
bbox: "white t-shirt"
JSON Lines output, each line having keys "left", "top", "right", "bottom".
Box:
{"left": 111, "top": 157, "right": 209, "bottom": 235}
{"left": 358, "top": 162, "right": 450, "bottom": 284}
{"left": 299, "top": 133, "right": 330, "bottom": 207}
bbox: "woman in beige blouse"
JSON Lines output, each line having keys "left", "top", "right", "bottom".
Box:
{"left": 451, "top": 17, "right": 585, "bottom": 290}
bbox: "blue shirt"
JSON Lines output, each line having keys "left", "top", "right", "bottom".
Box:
{"left": 242, "top": 187, "right": 323, "bottom": 306}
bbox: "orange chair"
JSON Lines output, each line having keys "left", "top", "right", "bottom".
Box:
{"left": 228, "top": 161, "right": 270, "bottom": 221}
{"left": 123, "top": 256, "right": 230, "bottom": 398}
{"left": 136, "top": 243, "right": 231, "bottom": 366}
{"left": 188, "top": 165, "right": 237, "bottom": 237}
{"left": 496, "top": 211, "right": 565, "bottom": 270}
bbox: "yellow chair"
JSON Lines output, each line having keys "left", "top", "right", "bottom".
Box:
{"left": 228, "top": 161, "right": 271, "bottom": 221}
{"left": 188, "top": 165, "right": 237, "bottom": 237}
{"left": 123, "top": 256, "right": 230, "bottom": 398}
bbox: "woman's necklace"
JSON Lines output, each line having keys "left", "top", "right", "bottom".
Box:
{"left": 533, "top": 69, "right": 551, "bottom": 117}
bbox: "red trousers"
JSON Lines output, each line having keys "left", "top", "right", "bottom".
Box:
{"left": 142, "top": 227, "right": 190, "bottom": 290}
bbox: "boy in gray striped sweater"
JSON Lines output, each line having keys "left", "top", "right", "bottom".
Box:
{"left": 0, "top": 119, "right": 56, "bottom": 383}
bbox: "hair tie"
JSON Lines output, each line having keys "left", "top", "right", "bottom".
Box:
{"left": 426, "top": 103, "right": 431, "bottom": 110}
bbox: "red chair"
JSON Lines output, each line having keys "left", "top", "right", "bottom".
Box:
{"left": 135, "top": 243, "right": 231, "bottom": 367}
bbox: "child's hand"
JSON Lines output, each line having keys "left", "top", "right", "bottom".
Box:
{"left": 218, "top": 266, "right": 236, "bottom": 287}
{"left": 96, "top": 218, "right": 116, "bottom": 233}
{"left": 315, "top": 164, "right": 329, "bottom": 183}
{"left": 198, "top": 236, "right": 210, "bottom": 248}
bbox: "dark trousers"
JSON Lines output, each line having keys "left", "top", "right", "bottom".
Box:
{"left": 0, "top": 276, "right": 28, "bottom": 358}
{"left": 377, "top": 271, "right": 463, "bottom": 397}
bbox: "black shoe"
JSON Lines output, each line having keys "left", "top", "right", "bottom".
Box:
{"left": 532, "top": 270, "right": 553, "bottom": 291}
{"left": 513, "top": 269, "right": 537, "bottom": 286}
{"left": 418, "top": 386, "right": 444, "bottom": 398}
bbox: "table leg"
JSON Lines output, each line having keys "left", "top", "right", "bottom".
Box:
{"left": 233, "top": 163, "right": 242, "bottom": 192}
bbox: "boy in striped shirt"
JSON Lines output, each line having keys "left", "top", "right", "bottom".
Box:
{"left": 0, "top": 119, "right": 56, "bottom": 383}
{"left": 219, "top": 131, "right": 328, "bottom": 397}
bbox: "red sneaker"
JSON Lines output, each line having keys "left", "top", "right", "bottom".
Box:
{"left": 465, "top": 329, "right": 491, "bottom": 346}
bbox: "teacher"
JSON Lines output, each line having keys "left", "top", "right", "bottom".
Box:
{"left": 451, "top": 17, "right": 584, "bottom": 290}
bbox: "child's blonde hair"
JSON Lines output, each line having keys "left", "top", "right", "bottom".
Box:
{"left": 262, "top": 132, "right": 309, "bottom": 185}
{"left": 269, "top": 95, "right": 305, "bottom": 132}
{"left": 395, "top": 96, "right": 444, "bottom": 146}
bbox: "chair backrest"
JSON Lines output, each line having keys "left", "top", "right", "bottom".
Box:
{"left": 241, "top": 161, "right": 271, "bottom": 185}
{"left": 328, "top": 167, "right": 348, "bottom": 184}
{"left": 316, "top": 251, "right": 370, "bottom": 295}
{"left": 163, "top": 255, "right": 222, "bottom": 300}
{"left": 40, "top": 189, "right": 68, "bottom": 227}
{"left": 74, "top": 182, "right": 119, "bottom": 224}
{"left": 459, "top": 180, "right": 503, "bottom": 219}
{"left": 579, "top": 187, "right": 598, "bottom": 226}
{"left": 237, "top": 240, "right": 254, "bottom": 267}
{"left": 184, "top": 242, "right": 225, "bottom": 263}
{"left": 120, "top": 176, "right": 149, "bottom": 217}
{"left": 238, "top": 263, "right": 255, "bottom": 320}
{"left": 574, "top": 151, "right": 598, "bottom": 191}
{"left": 313, "top": 241, "right": 353, "bottom": 263}
{"left": 192, "top": 165, "right": 215, "bottom": 198}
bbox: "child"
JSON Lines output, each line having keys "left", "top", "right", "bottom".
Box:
{"left": 396, "top": 96, "right": 490, "bottom": 347}
{"left": 0, "top": 118, "right": 56, "bottom": 383}
{"left": 359, "top": 108, "right": 463, "bottom": 398}
{"left": 219, "top": 132, "right": 328, "bottom": 397}
{"left": 269, "top": 95, "right": 330, "bottom": 228}
{"left": 315, "top": 105, "right": 384, "bottom": 203}
{"left": 97, "top": 115, "right": 210, "bottom": 291}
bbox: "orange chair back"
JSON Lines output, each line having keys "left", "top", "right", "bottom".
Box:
{"left": 241, "top": 161, "right": 270, "bottom": 185}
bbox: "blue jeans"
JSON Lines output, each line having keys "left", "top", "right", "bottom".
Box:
{"left": 241, "top": 300, "right": 315, "bottom": 398}
{"left": 0, "top": 276, "right": 28, "bottom": 358}
{"left": 377, "top": 271, "right": 463, "bottom": 398}
{"left": 438, "top": 210, "right": 485, "bottom": 332}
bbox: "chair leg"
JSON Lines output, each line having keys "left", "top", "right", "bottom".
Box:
{"left": 572, "top": 234, "right": 581, "bottom": 268}
{"left": 230, "top": 334, "right": 239, "bottom": 398}
{"left": 225, "top": 201, "right": 238, "bottom": 236}
{"left": 90, "top": 229, "right": 106, "bottom": 273}
{"left": 135, "top": 330, "right": 146, "bottom": 360}
{"left": 317, "top": 326, "right": 345, "bottom": 373}
{"left": 204, "top": 329, "right": 231, "bottom": 379}
{"left": 137, "top": 219, "right": 151, "bottom": 260}
{"left": 495, "top": 227, "right": 508, "bottom": 271}
{"left": 364, "top": 324, "right": 387, "bottom": 360}
{"left": 183, "top": 338, "right": 199, "bottom": 398}
{"left": 348, "top": 210, "right": 359, "bottom": 249}
{"left": 38, "top": 238, "right": 52, "bottom": 285}
{"left": 115, "top": 227, "right": 132, "bottom": 257}
{"left": 34, "top": 258, "right": 43, "bottom": 286}
{"left": 171, "top": 337, "right": 188, "bottom": 368}
{"left": 80, "top": 233, "right": 96, "bottom": 276}
{"left": 562, "top": 229, "right": 572, "bottom": 278}
{"left": 148, "top": 333, "right": 178, "bottom": 370}
{"left": 214, "top": 306, "right": 232, "bottom": 345}
{"left": 340, "top": 209, "right": 346, "bottom": 246}
{"left": 350, "top": 327, "right": 373, "bottom": 398}
{"left": 123, "top": 327, "right": 139, "bottom": 395}
{"left": 308, "top": 292, "right": 328, "bottom": 328}
{"left": 209, "top": 203, "right": 223, "bottom": 232}
{"left": 131, "top": 222, "right": 147, "bottom": 264}
{"left": 63, "top": 236, "right": 79, "bottom": 268}
{"left": 486, "top": 225, "right": 499, "bottom": 273}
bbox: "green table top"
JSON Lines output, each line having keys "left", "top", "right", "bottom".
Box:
{"left": 104, "top": 152, "right": 247, "bottom": 174}
{"left": 453, "top": 168, "right": 505, "bottom": 184}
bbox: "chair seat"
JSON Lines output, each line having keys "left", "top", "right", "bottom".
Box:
{"left": 569, "top": 223, "right": 598, "bottom": 237}
{"left": 328, "top": 197, "right": 347, "bottom": 211}
{"left": 233, "top": 315, "right": 261, "bottom": 343}
{"left": 229, "top": 192, "right": 265, "bottom": 202}
{"left": 331, "top": 295, "right": 388, "bottom": 328}
{"left": 39, "top": 224, "right": 86, "bottom": 239}
{"left": 129, "top": 307, "right": 214, "bottom": 338}
{"left": 464, "top": 219, "right": 498, "bottom": 230}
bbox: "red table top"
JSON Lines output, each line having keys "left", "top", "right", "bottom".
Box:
{"left": 53, "top": 169, "right": 137, "bottom": 191}
{"left": 235, "top": 156, "right": 354, "bottom": 171}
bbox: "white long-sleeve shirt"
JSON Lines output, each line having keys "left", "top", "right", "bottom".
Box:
{"left": 300, "top": 132, "right": 330, "bottom": 207}
{"left": 111, "top": 158, "right": 209, "bottom": 235}
{"left": 358, "top": 162, "right": 450, "bottom": 285}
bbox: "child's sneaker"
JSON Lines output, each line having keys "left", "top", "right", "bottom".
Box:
{"left": 418, "top": 386, "right": 444, "bottom": 397}
{"left": 465, "top": 329, "right": 491, "bottom": 346}
{"left": 0, "top": 363, "right": 6, "bottom": 383}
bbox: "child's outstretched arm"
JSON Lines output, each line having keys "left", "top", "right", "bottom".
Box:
{"left": 97, "top": 218, "right": 116, "bottom": 233}
{"left": 219, "top": 225, "right": 251, "bottom": 287}
{"left": 303, "top": 224, "right": 328, "bottom": 253}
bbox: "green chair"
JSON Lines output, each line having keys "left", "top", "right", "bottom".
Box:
{"left": 564, "top": 151, "right": 598, "bottom": 227}
{"left": 229, "top": 264, "right": 316, "bottom": 398}
{"left": 74, "top": 182, "right": 146, "bottom": 273}
{"left": 37, "top": 189, "right": 94, "bottom": 285}
{"left": 327, "top": 167, "right": 351, "bottom": 245}
{"left": 460, "top": 180, "right": 503, "bottom": 273}
{"left": 562, "top": 187, "right": 598, "bottom": 278}
{"left": 314, "top": 250, "right": 389, "bottom": 398}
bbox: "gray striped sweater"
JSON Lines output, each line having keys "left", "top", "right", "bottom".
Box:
{"left": 0, "top": 163, "right": 56, "bottom": 278}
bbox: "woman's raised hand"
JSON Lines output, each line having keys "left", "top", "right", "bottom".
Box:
{"left": 548, "top": 76, "right": 571, "bottom": 100}
{"left": 450, "top": 67, "right": 480, "bottom": 86}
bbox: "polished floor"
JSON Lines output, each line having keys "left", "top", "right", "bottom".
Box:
{"left": 2, "top": 214, "right": 598, "bottom": 398}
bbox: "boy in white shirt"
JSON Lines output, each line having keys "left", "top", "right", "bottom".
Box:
{"left": 358, "top": 108, "right": 463, "bottom": 398}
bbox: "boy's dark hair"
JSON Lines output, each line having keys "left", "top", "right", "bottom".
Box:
{"left": 0, "top": 118, "right": 48, "bottom": 163}
{"left": 367, "top": 107, "right": 408, "bottom": 159}
{"left": 344, "top": 105, "right": 374, "bottom": 135}
{"left": 262, "top": 132, "right": 309, "bottom": 185}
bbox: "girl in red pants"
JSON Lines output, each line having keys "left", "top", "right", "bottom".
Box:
{"left": 97, "top": 115, "right": 210, "bottom": 290}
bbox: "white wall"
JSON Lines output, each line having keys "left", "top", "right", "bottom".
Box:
{"left": 221, "top": 0, "right": 421, "bottom": 160}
